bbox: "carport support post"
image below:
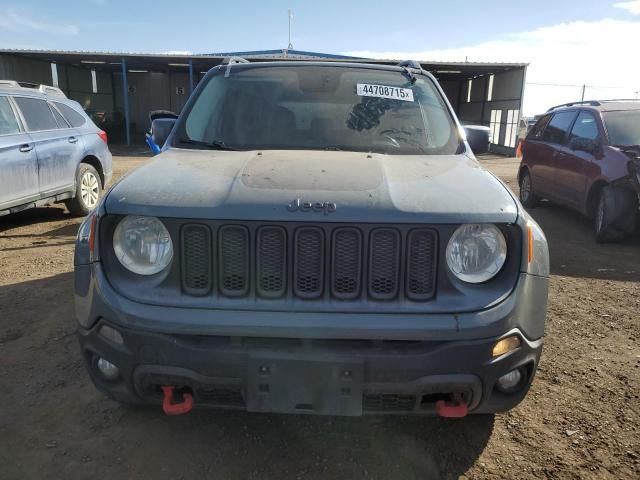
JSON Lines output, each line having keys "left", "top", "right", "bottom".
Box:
{"left": 121, "top": 57, "right": 131, "bottom": 146}
{"left": 188, "top": 59, "right": 194, "bottom": 95}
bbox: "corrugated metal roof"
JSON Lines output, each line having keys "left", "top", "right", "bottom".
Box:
{"left": 0, "top": 48, "right": 527, "bottom": 68}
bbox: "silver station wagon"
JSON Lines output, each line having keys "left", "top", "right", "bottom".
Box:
{"left": 0, "top": 81, "right": 112, "bottom": 217}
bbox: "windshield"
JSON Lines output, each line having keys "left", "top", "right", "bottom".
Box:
{"left": 176, "top": 65, "right": 461, "bottom": 155}
{"left": 603, "top": 110, "right": 640, "bottom": 147}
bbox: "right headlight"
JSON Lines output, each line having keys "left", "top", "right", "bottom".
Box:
{"left": 113, "top": 216, "right": 173, "bottom": 275}
{"left": 446, "top": 224, "right": 507, "bottom": 283}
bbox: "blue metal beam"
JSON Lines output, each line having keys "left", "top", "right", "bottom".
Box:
{"left": 121, "top": 57, "right": 131, "bottom": 146}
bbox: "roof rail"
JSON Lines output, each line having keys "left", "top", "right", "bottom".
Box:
{"left": 0, "top": 80, "right": 66, "bottom": 98}
{"left": 221, "top": 56, "right": 249, "bottom": 65}
{"left": 546, "top": 100, "right": 601, "bottom": 112}
{"left": 0, "top": 80, "right": 20, "bottom": 89}
{"left": 597, "top": 99, "right": 640, "bottom": 103}
{"left": 38, "top": 85, "right": 66, "bottom": 97}
{"left": 397, "top": 60, "right": 422, "bottom": 69}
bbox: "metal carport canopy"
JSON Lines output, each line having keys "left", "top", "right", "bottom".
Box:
{"left": 0, "top": 49, "right": 527, "bottom": 147}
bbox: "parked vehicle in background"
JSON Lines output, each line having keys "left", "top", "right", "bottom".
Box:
{"left": 518, "top": 100, "right": 640, "bottom": 242}
{"left": 75, "top": 59, "right": 549, "bottom": 418}
{"left": 145, "top": 110, "right": 178, "bottom": 154}
{"left": 86, "top": 109, "right": 126, "bottom": 143}
{"left": 0, "top": 81, "right": 112, "bottom": 216}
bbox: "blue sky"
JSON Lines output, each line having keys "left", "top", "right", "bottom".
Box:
{"left": 1, "top": 0, "right": 639, "bottom": 114}
{"left": 0, "top": 0, "right": 633, "bottom": 53}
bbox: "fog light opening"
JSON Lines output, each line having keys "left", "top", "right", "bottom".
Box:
{"left": 99, "top": 325, "right": 124, "bottom": 345}
{"left": 492, "top": 335, "right": 521, "bottom": 358}
{"left": 96, "top": 356, "right": 120, "bottom": 381}
{"left": 496, "top": 368, "right": 524, "bottom": 393}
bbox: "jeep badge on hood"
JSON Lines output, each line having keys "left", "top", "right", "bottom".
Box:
{"left": 287, "top": 198, "right": 337, "bottom": 215}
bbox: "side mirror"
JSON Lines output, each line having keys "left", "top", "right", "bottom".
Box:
{"left": 464, "top": 125, "right": 490, "bottom": 155}
{"left": 150, "top": 118, "right": 177, "bottom": 149}
{"left": 570, "top": 137, "right": 600, "bottom": 154}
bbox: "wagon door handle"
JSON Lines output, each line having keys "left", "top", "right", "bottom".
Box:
{"left": 19, "top": 144, "right": 34, "bottom": 153}
{"left": 68, "top": 136, "right": 78, "bottom": 144}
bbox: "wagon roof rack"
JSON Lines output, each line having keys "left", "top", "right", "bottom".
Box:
{"left": 0, "top": 80, "right": 66, "bottom": 98}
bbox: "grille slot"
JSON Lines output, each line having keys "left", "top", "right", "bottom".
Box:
{"left": 219, "top": 225, "right": 250, "bottom": 297}
{"left": 256, "top": 226, "right": 287, "bottom": 298}
{"left": 331, "top": 228, "right": 362, "bottom": 299}
{"left": 363, "top": 393, "right": 417, "bottom": 412}
{"left": 294, "top": 227, "right": 325, "bottom": 299}
{"left": 406, "top": 229, "right": 437, "bottom": 300}
{"left": 181, "top": 224, "right": 212, "bottom": 296}
{"left": 368, "top": 228, "right": 401, "bottom": 300}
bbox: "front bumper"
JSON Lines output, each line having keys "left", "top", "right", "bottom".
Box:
{"left": 76, "top": 271, "right": 547, "bottom": 416}
{"left": 79, "top": 319, "right": 542, "bottom": 416}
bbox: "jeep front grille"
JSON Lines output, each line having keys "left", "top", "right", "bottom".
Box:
{"left": 180, "top": 222, "right": 437, "bottom": 303}
{"left": 181, "top": 224, "right": 212, "bottom": 296}
{"left": 256, "top": 226, "right": 287, "bottom": 298}
{"left": 219, "top": 225, "right": 250, "bottom": 297}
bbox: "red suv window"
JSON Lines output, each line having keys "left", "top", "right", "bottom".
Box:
{"left": 528, "top": 114, "right": 551, "bottom": 139}
{"left": 569, "top": 111, "right": 599, "bottom": 141}
{"left": 542, "top": 111, "right": 577, "bottom": 144}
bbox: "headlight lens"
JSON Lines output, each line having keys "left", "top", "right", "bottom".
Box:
{"left": 113, "top": 216, "right": 173, "bottom": 275}
{"left": 446, "top": 224, "right": 507, "bottom": 283}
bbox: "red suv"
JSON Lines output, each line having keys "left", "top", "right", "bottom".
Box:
{"left": 518, "top": 100, "right": 640, "bottom": 242}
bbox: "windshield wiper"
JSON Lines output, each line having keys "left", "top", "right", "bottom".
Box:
{"left": 178, "top": 138, "right": 239, "bottom": 150}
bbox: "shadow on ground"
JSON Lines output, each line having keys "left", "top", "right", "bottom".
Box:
{"left": 524, "top": 201, "right": 640, "bottom": 282}
{"left": 0, "top": 206, "right": 73, "bottom": 233}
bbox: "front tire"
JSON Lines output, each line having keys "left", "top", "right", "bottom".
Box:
{"left": 65, "top": 164, "right": 102, "bottom": 216}
{"left": 519, "top": 170, "right": 539, "bottom": 208}
{"left": 594, "top": 186, "right": 623, "bottom": 243}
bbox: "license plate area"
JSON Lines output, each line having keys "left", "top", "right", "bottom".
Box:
{"left": 247, "top": 354, "right": 364, "bottom": 416}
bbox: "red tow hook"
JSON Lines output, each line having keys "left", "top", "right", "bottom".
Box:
{"left": 436, "top": 393, "right": 468, "bottom": 418}
{"left": 161, "top": 386, "right": 194, "bottom": 415}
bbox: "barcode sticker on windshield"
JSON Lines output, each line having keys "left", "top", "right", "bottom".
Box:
{"left": 357, "top": 84, "right": 414, "bottom": 102}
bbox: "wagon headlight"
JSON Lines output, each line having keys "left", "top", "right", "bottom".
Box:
{"left": 446, "top": 224, "right": 507, "bottom": 283}
{"left": 113, "top": 216, "right": 173, "bottom": 275}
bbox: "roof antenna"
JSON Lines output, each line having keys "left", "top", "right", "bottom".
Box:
{"left": 288, "top": 10, "right": 294, "bottom": 50}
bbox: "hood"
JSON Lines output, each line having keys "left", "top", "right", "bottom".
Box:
{"left": 105, "top": 149, "right": 518, "bottom": 224}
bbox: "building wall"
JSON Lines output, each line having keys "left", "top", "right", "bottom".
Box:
{"left": 113, "top": 71, "right": 191, "bottom": 136}
{"left": 449, "top": 67, "right": 526, "bottom": 156}
{"left": 61, "top": 65, "right": 114, "bottom": 112}
{"left": 0, "top": 54, "right": 52, "bottom": 85}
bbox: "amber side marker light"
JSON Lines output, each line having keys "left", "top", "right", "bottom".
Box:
{"left": 492, "top": 335, "right": 522, "bottom": 358}
{"left": 527, "top": 224, "right": 534, "bottom": 264}
{"left": 516, "top": 140, "right": 523, "bottom": 159}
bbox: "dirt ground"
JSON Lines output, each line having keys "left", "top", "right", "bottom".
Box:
{"left": 0, "top": 153, "right": 638, "bottom": 480}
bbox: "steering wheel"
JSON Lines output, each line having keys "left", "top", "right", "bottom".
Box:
{"left": 378, "top": 134, "right": 401, "bottom": 149}
{"left": 379, "top": 128, "right": 427, "bottom": 151}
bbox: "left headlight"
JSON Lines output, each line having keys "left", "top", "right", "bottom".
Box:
{"left": 446, "top": 224, "right": 507, "bottom": 283}
{"left": 113, "top": 216, "right": 173, "bottom": 275}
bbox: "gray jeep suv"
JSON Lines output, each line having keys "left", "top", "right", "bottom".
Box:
{"left": 75, "top": 60, "right": 549, "bottom": 417}
{"left": 0, "top": 81, "right": 112, "bottom": 217}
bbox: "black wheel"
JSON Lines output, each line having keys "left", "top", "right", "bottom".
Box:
{"left": 65, "top": 163, "right": 102, "bottom": 216}
{"left": 594, "top": 186, "right": 623, "bottom": 243}
{"left": 519, "top": 169, "right": 539, "bottom": 208}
